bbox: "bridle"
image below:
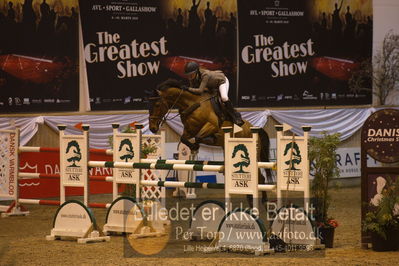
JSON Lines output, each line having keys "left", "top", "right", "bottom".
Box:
{"left": 149, "top": 88, "right": 184, "bottom": 127}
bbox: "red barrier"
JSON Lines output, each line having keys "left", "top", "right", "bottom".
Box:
{"left": 19, "top": 151, "right": 115, "bottom": 198}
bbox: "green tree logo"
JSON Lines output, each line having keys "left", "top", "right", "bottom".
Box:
{"left": 119, "top": 139, "right": 134, "bottom": 162}
{"left": 232, "top": 144, "right": 250, "bottom": 173}
{"left": 283, "top": 141, "right": 302, "bottom": 170}
{"left": 66, "top": 140, "right": 81, "bottom": 167}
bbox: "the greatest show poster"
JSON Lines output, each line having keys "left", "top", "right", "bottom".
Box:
{"left": 80, "top": 0, "right": 238, "bottom": 110}
{"left": 0, "top": 0, "right": 79, "bottom": 113}
{"left": 80, "top": 0, "right": 167, "bottom": 110}
{"left": 237, "top": 0, "right": 373, "bottom": 107}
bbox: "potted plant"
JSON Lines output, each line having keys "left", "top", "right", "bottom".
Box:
{"left": 363, "top": 176, "right": 399, "bottom": 251}
{"left": 309, "top": 131, "right": 341, "bottom": 248}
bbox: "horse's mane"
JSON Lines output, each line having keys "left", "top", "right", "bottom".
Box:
{"left": 156, "top": 78, "right": 183, "bottom": 91}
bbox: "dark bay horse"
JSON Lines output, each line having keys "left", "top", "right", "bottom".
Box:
{"left": 147, "top": 79, "right": 273, "bottom": 206}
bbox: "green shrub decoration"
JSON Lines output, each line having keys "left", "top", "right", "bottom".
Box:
{"left": 309, "top": 131, "right": 341, "bottom": 226}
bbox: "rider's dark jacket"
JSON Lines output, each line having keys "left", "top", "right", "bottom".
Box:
{"left": 188, "top": 69, "right": 226, "bottom": 94}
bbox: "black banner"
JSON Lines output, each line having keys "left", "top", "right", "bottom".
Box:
{"left": 80, "top": 0, "right": 238, "bottom": 110}
{"left": 80, "top": 0, "right": 167, "bottom": 110}
{"left": 237, "top": 0, "right": 373, "bottom": 107}
{"left": 159, "top": 0, "right": 238, "bottom": 104}
{"left": 0, "top": 0, "right": 79, "bottom": 113}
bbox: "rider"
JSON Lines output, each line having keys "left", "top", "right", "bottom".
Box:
{"left": 182, "top": 61, "right": 244, "bottom": 126}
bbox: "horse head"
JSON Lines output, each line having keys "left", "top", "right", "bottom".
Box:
{"left": 147, "top": 89, "right": 166, "bottom": 133}
{"left": 148, "top": 79, "right": 184, "bottom": 133}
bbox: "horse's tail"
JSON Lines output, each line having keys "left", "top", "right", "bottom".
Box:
{"left": 259, "top": 128, "right": 274, "bottom": 183}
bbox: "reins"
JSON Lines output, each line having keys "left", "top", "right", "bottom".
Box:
{"left": 159, "top": 88, "right": 184, "bottom": 126}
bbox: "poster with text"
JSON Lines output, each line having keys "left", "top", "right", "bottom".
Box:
{"left": 80, "top": 0, "right": 238, "bottom": 110}
{"left": 80, "top": 0, "right": 169, "bottom": 110}
{"left": 237, "top": 0, "right": 372, "bottom": 107}
{"left": 0, "top": 0, "right": 79, "bottom": 113}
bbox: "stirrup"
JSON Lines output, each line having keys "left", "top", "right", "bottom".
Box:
{"left": 234, "top": 113, "right": 244, "bottom": 127}
{"left": 234, "top": 119, "right": 244, "bottom": 127}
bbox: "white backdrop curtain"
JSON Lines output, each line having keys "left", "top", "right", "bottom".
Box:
{"left": 270, "top": 108, "right": 377, "bottom": 139}
{"left": 44, "top": 114, "right": 150, "bottom": 149}
{"left": 0, "top": 116, "right": 44, "bottom": 145}
{"left": 0, "top": 107, "right": 397, "bottom": 148}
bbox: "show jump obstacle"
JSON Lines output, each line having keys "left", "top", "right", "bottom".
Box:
{"left": 0, "top": 123, "right": 321, "bottom": 252}
{"left": 0, "top": 124, "right": 166, "bottom": 243}
{"left": 0, "top": 125, "right": 166, "bottom": 215}
{"left": 210, "top": 125, "right": 320, "bottom": 254}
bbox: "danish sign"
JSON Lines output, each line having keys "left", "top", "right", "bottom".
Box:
{"left": 361, "top": 109, "right": 399, "bottom": 163}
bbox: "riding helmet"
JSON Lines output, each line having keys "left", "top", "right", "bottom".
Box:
{"left": 184, "top": 61, "right": 199, "bottom": 75}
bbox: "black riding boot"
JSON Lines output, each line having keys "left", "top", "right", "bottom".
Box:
{"left": 224, "top": 100, "right": 244, "bottom": 126}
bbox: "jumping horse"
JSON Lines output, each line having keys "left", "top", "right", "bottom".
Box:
{"left": 147, "top": 79, "right": 273, "bottom": 206}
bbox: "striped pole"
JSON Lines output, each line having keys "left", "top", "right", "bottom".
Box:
{"left": 140, "top": 180, "right": 275, "bottom": 191}
{"left": 90, "top": 149, "right": 113, "bottom": 156}
{"left": 258, "top": 184, "right": 276, "bottom": 191}
{"left": 140, "top": 159, "right": 275, "bottom": 168}
{"left": 18, "top": 199, "right": 60, "bottom": 206}
{"left": 18, "top": 147, "right": 60, "bottom": 153}
{"left": 257, "top": 162, "right": 277, "bottom": 170}
{"left": 140, "top": 180, "right": 225, "bottom": 189}
{"left": 88, "top": 161, "right": 225, "bottom": 172}
{"left": 18, "top": 147, "right": 274, "bottom": 168}
{"left": 18, "top": 199, "right": 111, "bottom": 208}
{"left": 17, "top": 178, "right": 275, "bottom": 191}
{"left": 18, "top": 173, "right": 60, "bottom": 179}
{"left": 88, "top": 202, "right": 111, "bottom": 209}
{"left": 18, "top": 146, "right": 113, "bottom": 156}
{"left": 18, "top": 172, "right": 113, "bottom": 182}
{"left": 88, "top": 160, "right": 276, "bottom": 171}
{"left": 140, "top": 159, "right": 224, "bottom": 165}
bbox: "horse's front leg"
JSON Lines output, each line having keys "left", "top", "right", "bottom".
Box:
{"left": 180, "top": 131, "right": 200, "bottom": 152}
{"left": 194, "top": 122, "right": 220, "bottom": 146}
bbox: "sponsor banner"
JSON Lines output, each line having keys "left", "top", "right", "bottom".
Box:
{"left": 277, "top": 136, "right": 308, "bottom": 191}
{"left": 113, "top": 133, "right": 141, "bottom": 184}
{"left": 61, "top": 136, "right": 88, "bottom": 187}
{"left": 361, "top": 109, "right": 399, "bottom": 163}
{"left": 0, "top": 131, "right": 18, "bottom": 198}
{"left": 361, "top": 109, "right": 399, "bottom": 245}
{"left": 0, "top": 0, "right": 79, "bottom": 113}
{"left": 225, "top": 138, "right": 258, "bottom": 195}
{"left": 80, "top": 0, "right": 238, "bottom": 110}
{"left": 237, "top": 0, "right": 372, "bottom": 107}
{"left": 335, "top": 148, "right": 380, "bottom": 178}
{"left": 80, "top": 0, "right": 168, "bottom": 110}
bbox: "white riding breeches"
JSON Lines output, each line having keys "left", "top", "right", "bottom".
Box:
{"left": 219, "top": 77, "right": 229, "bottom": 102}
